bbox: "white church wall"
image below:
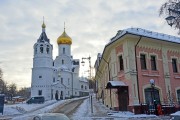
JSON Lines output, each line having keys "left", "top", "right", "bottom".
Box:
{"left": 58, "top": 44, "right": 71, "bottom": 56}
{"left": 33, "top": 57, "right": 53, "bottom": 68}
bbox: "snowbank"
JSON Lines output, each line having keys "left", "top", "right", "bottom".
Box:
{"left": 107, "top": 111, "right": 157, "bottom": 118}
{"left": 171, "top": 111, "right": 180, "bottom": 116}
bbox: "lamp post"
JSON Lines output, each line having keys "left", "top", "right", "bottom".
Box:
{"left": 165, "top": 8, "right": 180, "bottom": 27}
{"left": 150, "top": 79, "right": 155, "bottom": 103}
{"left": 99, "top": 57, "right": 112, "bottom": 108}
{"left": 150, "top": 79, "right": 156, "bottom": 114}
{"left": 81, "top": 56, "right": 91, "bottom": 80}
{"left": 71, "top": 67, "right": 75, "bottom": 98}
{"left": 81, "top": 56, "right": 93, "bottom": 113}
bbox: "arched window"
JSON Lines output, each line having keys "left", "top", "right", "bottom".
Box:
{"left": 62, "top": 59, "right": 64, "bottom": 64}
{"left": 63, "top": 48, "right": 65, "bottom": 54}
{"left": 144, "top": 88, "right": 160, "bottom": 104}
{"left": 177, "top": 89, "right": 180, "bottom": 104}
{"left": 46, "top": 45, "right": 49, "bottom": 54}
{"left": 81, "top": 85, "right": 83, "bottom": 89}
{"left": 40, "top": 45, "right": 43, "bottom": 53}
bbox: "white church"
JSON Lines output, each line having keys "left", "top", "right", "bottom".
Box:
{"left": 31, "top": 21, "right": 89, "bottom": 100}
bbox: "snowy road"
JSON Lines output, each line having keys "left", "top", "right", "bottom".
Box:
{"left": 68, "top": 96, "right": 171, "bottom": 120}
{"left": 0, "top": 96, "right": 172, "bottom": 120}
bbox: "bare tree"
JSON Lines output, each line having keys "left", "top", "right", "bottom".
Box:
{"left": 8, "top": 83, "right": 17, "bottom": 98}
{"left": 0, "top": 68, "right": 3, "bottom": 81}
{"left": 17, "top": 87, "right": 31, "bottom": 99}
{"left": 0, "top": 68, "right": 7, "bottom": 94}
{"left": 159, "top": 0, "right": 180, "bottom": 34}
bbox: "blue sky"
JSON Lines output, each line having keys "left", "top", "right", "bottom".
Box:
{"left": 0, "top": 0, "right": 177, "bottom": 88}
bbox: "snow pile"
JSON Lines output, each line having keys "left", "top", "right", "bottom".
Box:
{"left": 107, "top": 111, "right": 156, "bottom": 118}
{"left": 171, "top": 111, "right": 180, "bottom": 116}
{"left": 1, "top": 100, "right": 57, "bottom": 116}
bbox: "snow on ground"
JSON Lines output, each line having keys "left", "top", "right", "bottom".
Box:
{"left": 107, "top": 111, "right": 157, "bottom": 118}
{"left": 72, "top": 98, "right": 90, "bottom": 119}
{"left": 171, "top": 111, "right": 180, "bottom": 116}
{"left": 71, "top": 95, "right": 158, "bottom": 120}
{"left": 11, "top": 99, "right": 70, "bottom": 120}
{"left": 0, "top": 97, "right": 88, "bottom": 120}
{"left": 0, "top": 100, "right": 57, "bottom": 116}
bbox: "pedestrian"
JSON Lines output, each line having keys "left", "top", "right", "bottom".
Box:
{"left": 157, "top": 104, "right": 163, "bottom": 115}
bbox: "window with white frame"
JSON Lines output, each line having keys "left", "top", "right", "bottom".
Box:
{"left": 151, "top": 55, "right": 157, "bottom": 70}
{"left": 140, "top": 54, "right": 147, "bottom": 70}
{"left": 172, "top": 58, "right": 178, "bottom": 73}
{"left": 118, "top": 55, "right": 124, "bottom": 71}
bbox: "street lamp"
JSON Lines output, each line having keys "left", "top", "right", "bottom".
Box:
{"left": 81, "top": 56, "right": 91, "bottom": 80}
{"left": 81, "top": 56, "right": 93, "bottom": 113}
{"left": 150, "top": 79, "right": 156, "bottom": 114}
{"left": 165, "top": 8, "right": 180, "bottom": 27}
{"left": 165, "top": 15, "right": 176, "bottom": 27}
{"left": 150, "top": 79, "right": 155, "bottom": 103}
{"left": 71, "top": 67, "right": 75, "bottom": 98}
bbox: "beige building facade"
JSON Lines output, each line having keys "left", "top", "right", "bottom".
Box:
{"left": 94, "top": 28, "right": 180, "bottom": 112}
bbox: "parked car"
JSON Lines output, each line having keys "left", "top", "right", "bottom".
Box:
{"left": 26, "top": 96, "right": 45, "bottom": 104}
{"left": 33, "top": 113, "right": 70, "bottom": 120}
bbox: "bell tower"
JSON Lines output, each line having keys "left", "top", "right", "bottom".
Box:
{"left": 31, "top": 20, "right": 54, "bottom": 100}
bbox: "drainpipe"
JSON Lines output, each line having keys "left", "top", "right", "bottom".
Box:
{"left": 135, "top": 36, "right": 142, "bottom": 104}
{"left": 101, "top": 57, "right": 112, "bottom": 108}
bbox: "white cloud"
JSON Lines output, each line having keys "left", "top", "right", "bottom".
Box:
{"left": 0, "top": 0, "right": 178, "bottom": 88}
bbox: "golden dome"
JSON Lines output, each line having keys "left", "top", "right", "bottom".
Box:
{"left": 57, "top": 30, "right": 72, "bottom": 45}
{"left": 42, "top": 22, "right": 46, "bottom": 28}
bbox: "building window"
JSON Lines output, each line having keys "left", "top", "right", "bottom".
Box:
{"left": 118, "top": 55, "right": 124, "bottom": 71}
{"left": 46, "top": 45, "right": 49, "bottom": 54}
{"left": 61, "top": 78, "right": 63, "bottom": 84}
{"left": 62, "top": 59, "right": 64, "bottom": 64}
{"left": 140, "top": 54, "right": 147, "bottom": 70}
{"left": 39, "top": 76, "right": 42, "bottom": 78}
{"left": 151, "top": 55, "right": 157, "bottom": 70}
{"left": 53, "top": 77, "right": 55, "bottom": 82}
{"left": 40, "top": 45, "right": 43, "bottom": 53}
{"left": 68, "top": 78, "right": 70, "bottom": 85}
{"left": 85, "top": 86, "right": 87, "bottom": 90}
{"left": 63, "top": 48, "right": 65, "bottom": 54}
{"left": 172, "top": 58, "right": 178, "bottom": 73}
{"left": 81, "top": 85, "right": 83, "bottom": 89}
{"left": 177, "top": 89, "right": 180, "bottom": 104}
{"left": 38, "top": 90, "right": 42, "bottom": 96}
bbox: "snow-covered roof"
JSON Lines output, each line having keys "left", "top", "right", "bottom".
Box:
{"left": 106, "top": 81, "right": 127, "bottom": 89}
{"left": 107, "top": 28, "right": 180, "bottom": 46}
{"left": 79, "top": 77, "right": 88, "bottom": 82}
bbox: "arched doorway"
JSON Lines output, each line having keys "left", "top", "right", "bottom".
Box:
{"left": 55, "top": 90, "right": 59, "bottom": 100}
{"left": 144, "top": 88, "right": 160, "bottom": 104}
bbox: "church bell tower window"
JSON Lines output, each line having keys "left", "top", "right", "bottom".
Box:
{"left": 46, "top": 45, "right": 49, "bottom": 54}
{"left": 63, "top": 48, "right": 65, "bottom": 54}
{"left": 40, "top": 45, "right": 43, "bottom": 53}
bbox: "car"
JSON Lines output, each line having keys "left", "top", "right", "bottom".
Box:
{"left": 26, "top": 96, "right": 45, "bottom": 104}
{"left": 33, "top": 113, "right": 70, "bottom": 120}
